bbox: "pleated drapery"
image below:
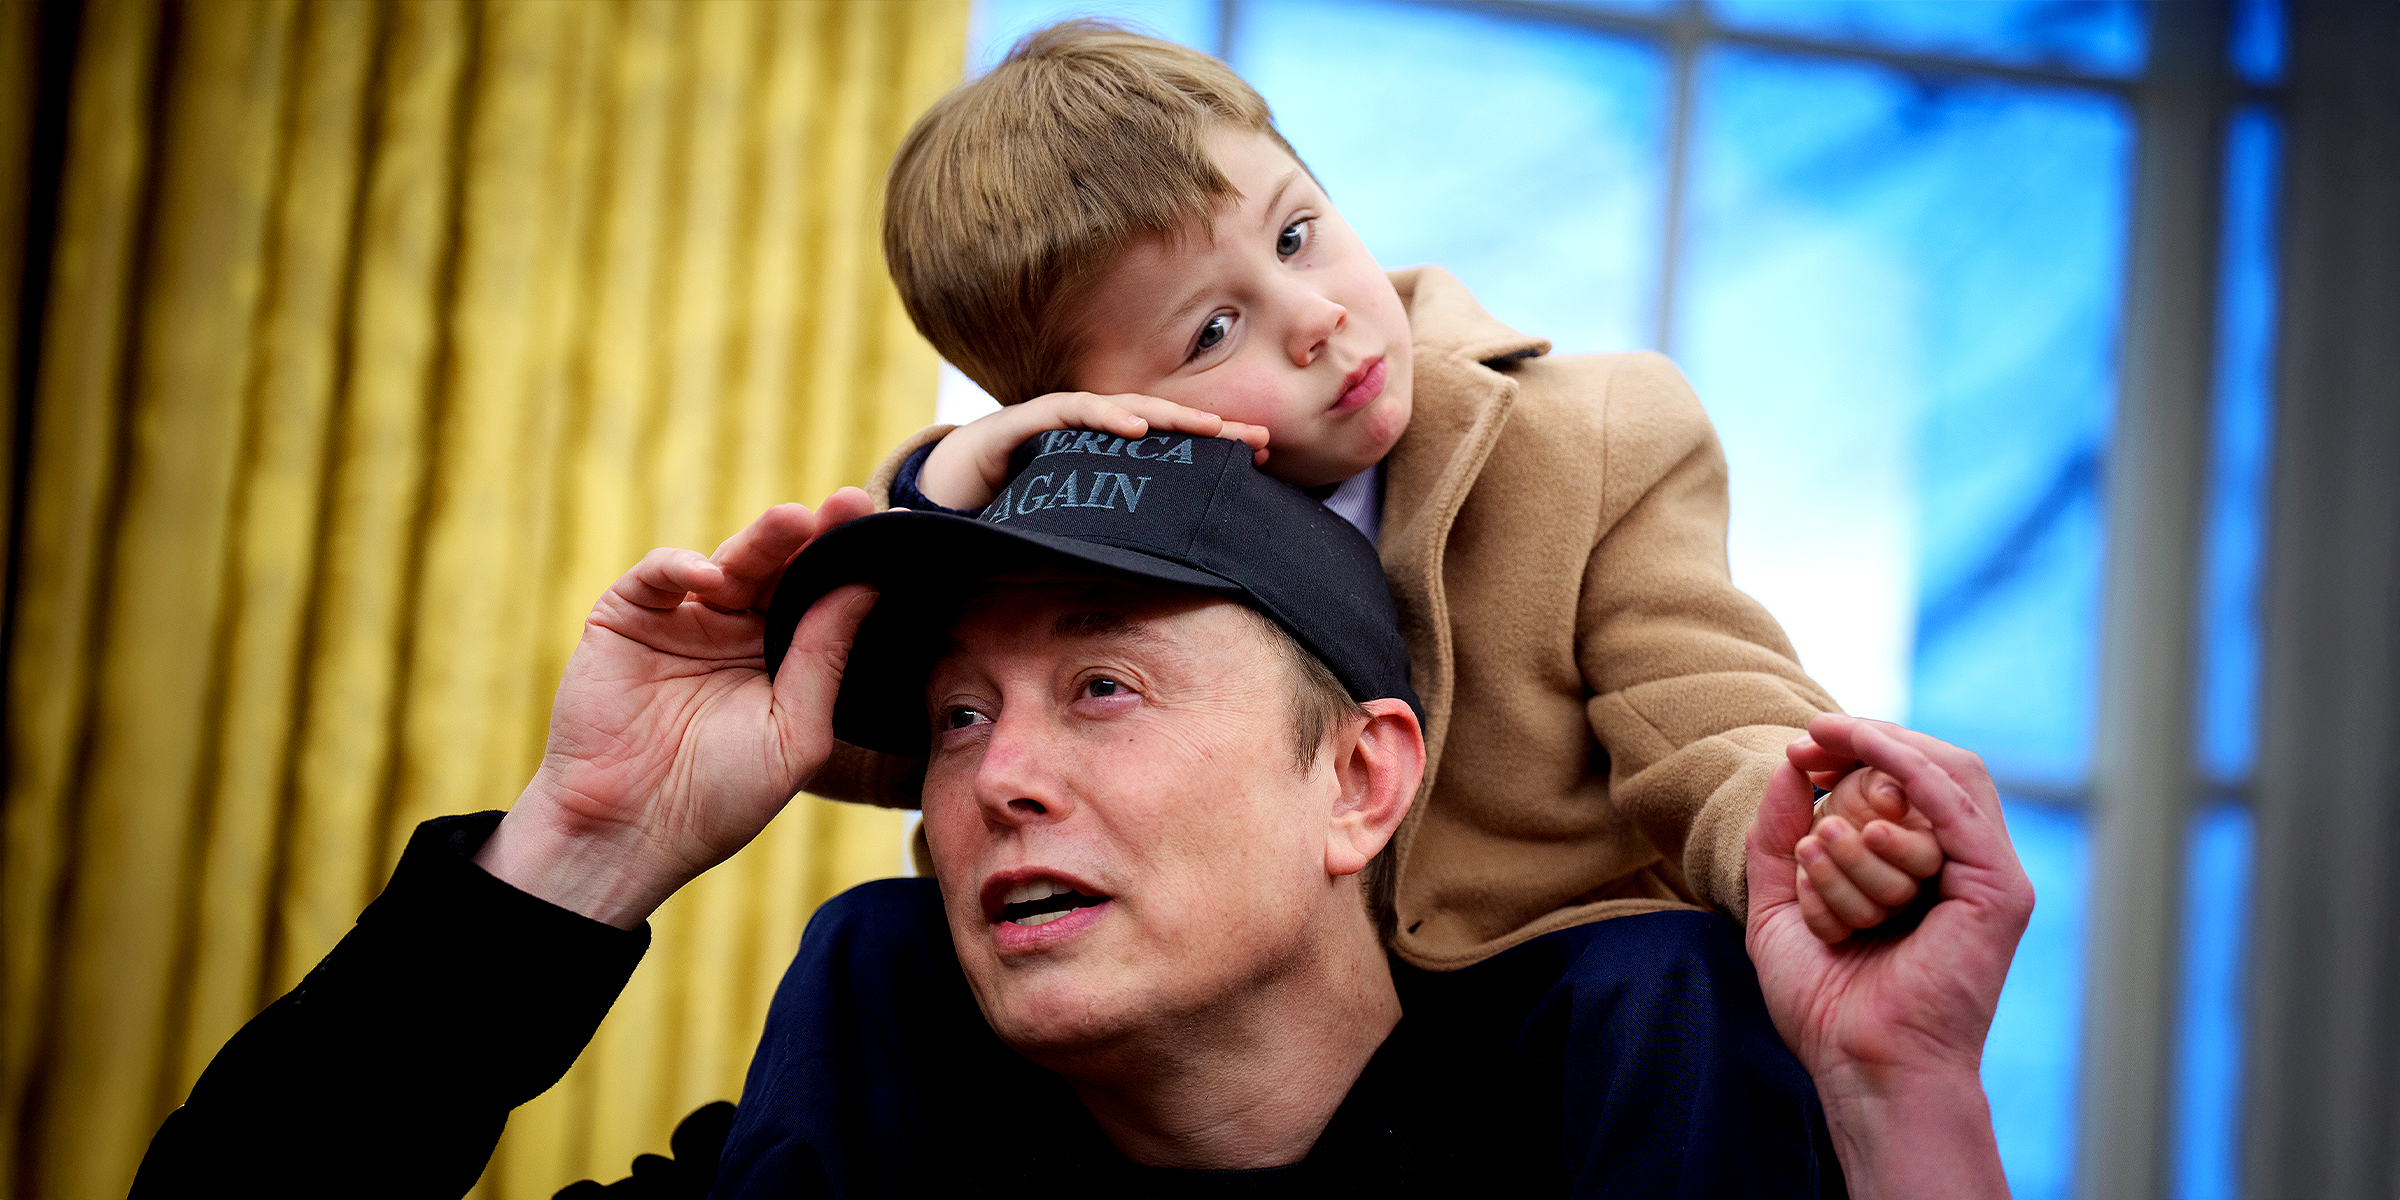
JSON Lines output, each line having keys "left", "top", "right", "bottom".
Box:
{"left": 0, "top": 2, "right": 968, "bottom": 1195}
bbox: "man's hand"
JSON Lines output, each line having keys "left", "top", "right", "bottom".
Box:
{"left": 917, "top": 391, "right": 1270, "bottom": 509}
{"left": 475, "top": 490, "right": 880, "bottom": 929}
{"left": 1796, "top": 764, "right": 1944, "bottom": 942}
{"left": 1745, "top": 713, "right": 2034, "bottom": 1200}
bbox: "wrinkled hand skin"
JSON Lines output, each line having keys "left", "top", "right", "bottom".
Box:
{"left": 475, "top": 489, "right": 882, "bottom": 930}
{"left": 1744, "top": 714, "right": 2034, "bottom": 1200}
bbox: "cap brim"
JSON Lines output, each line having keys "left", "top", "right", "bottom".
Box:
{"left": 765, "top": 509, "right": 1244, "bottom": 759}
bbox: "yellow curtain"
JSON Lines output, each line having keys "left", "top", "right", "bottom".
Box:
{"left": 0, "top": 2, "right": 967, "bottom": 1196}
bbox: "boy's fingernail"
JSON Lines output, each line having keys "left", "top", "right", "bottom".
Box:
{"left": 1818, "top": 820, "right": 1844, "bottom": 843}
{"left": 1798, "top": 839, "right": 1824, "bottom": 864}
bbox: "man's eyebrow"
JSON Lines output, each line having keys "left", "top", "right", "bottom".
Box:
{"left": 1051, "top": 609, "right": 1170, "bottom": 647}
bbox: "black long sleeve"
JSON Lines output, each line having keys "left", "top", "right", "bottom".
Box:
{"left": 131, "top": 812, "right": 649, "bottom": 1199}
{"left": 886, "top": 438, "right": 984, "bottom": 517}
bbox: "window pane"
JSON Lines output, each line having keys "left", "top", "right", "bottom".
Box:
{"left": 2173, "top": 800, "right": 2254, "bottom": 1200}
{"left": 1552, "top": 0, "right": 1683, "bottom": 16}
{"left": 2229, "top": 0, "right": 2285, "bottom": 85}
{"left": 1709, "top": 0, "right": 2149, "bottom": 78}
{"left": 968, "top": 0, "right": 1221, "bottom": 74}
{"left": 1676, "top": 50, "right": 2130, "bottom": 1198}
{"left": 1678, "top": 47, "right": 2131, "bottom": 770}
{"left": 2196, "top": 109, "right": 2281, "bottom": 786}
{"left": 1231, "top": 0, "right": 1667, "bottom": 354}
{"left": 1985, "top": 799, "right": 2091, "bottom": 1200}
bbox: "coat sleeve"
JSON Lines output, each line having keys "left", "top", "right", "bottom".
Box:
{"left": 130, "top": 813, "right": 648, "bottom": 1200}
{"left": 1572, "top": 354, "right": 1838, "bottom": 921}
{"left": 863, "top": 423, "right": 955, "bottom": 508}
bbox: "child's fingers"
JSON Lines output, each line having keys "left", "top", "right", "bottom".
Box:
{"left": 1859, "top": 769, "right": 1908, "bottom": 821}
{"left": 1215, "top": 419, "right": 1272, "bottom": 454}
{"left": 1046, "top": 394, "right": 1156, "bottom": 439}
{"left": 1797, "top": 867, "right": 1851, "bottom": 943}
{"left": 1814, "top": 817, "right": 1922, "bottom": 908}
{"left": 1863, "top": 819, "right": 1945, "bottom": 877}
{"left": 1798, "top": 832, "right": 1891, "bottom": 929}
{"left": 1102, "top": 394, "right": 1233, "bottom": 436}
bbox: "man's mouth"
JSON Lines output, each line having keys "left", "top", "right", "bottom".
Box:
{"left": 995, "top": 879, "right": 1110, "bottom": 927}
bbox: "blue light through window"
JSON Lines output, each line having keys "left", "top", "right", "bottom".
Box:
{"left": 2229, "top": 0, "right": 2286, "bottom": 85}
{"left": 1710, "top": 0, "right": 2149, "bottom": 77}
{"left": 1674, "top": 46, "right": 2129, "bottom": 1200}
{"left": 1234, "top": 0, "right": 1666, "bottom": 354}
{"left": 2172, "top": 102, "right": 2281, "bottom": 1200}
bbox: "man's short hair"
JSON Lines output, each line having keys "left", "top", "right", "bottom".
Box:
{"left": 1238, "top": 605, "right": 1399, "bottom": 942}
{"left": 882, "top": 22, "right": 1305, "bottom": 406}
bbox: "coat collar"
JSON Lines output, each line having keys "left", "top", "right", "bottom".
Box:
{"left": 1388, "top": 265, "right": 1550, "bottom": 368}
{"left": 1376, "top": 266, "right": 1545, "bottom": 793}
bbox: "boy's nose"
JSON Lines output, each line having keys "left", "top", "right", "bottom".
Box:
{"left": 1287, "top": 291, "right": 1347, "bottom": 366}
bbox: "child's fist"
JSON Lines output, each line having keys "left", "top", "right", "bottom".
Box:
{"left": 917, "top": 391, "right": 1269, "bottom": 509}
{"left": 1793, "top": 765, "right": 1945, "bottom": 944}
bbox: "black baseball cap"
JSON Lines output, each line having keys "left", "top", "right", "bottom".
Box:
{"left": 763, "top": 431, "right": 1420, "bottom": 761}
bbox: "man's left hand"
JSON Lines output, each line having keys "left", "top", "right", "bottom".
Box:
{"left": 1744, "top": 713, "right": 2033, "bottom": 1200}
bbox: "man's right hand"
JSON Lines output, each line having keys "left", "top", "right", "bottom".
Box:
{"left": 916, "top": 390, "right": 1270, "bottom": 509}
{"left": 474, "top": 490, "right": 880, "bottom": 929}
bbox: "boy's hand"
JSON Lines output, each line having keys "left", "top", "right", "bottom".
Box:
{"left": 1791, "top": 739, "right": 1946, "bottom": 943}
{"left": 917, "top": 391, "right": 1270, "bottom": 509}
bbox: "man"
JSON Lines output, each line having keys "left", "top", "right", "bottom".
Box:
{"left": 134, "top": 437, "right": 2026, "bottom": 1197}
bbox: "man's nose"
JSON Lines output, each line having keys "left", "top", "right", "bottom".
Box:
{"left": 1285, "top": 287, "right": 1347, "bottom": 367}
{"left": 970, "top": 709, "right": 1074, "bottom": 826}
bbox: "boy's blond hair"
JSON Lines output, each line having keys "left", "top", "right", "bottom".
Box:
{"left": 883, "top": 22, "right": 1303, "bottom": 405}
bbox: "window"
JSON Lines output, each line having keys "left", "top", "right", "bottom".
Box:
{"left": 958, "top": 5, "right": 2283, "bottom": 1193}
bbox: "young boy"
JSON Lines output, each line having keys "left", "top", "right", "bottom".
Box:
{"left": 813, "top": 22, "right": 1939, "bottom": 962}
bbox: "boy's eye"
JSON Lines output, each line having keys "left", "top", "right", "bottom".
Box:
{"left": 1193, "top": 313, "right": 1232, "bottom": 356}
{"left": 1277, "top": 219, "right": 1310, "bottom": 258}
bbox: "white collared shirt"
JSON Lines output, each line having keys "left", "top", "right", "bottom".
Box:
{"left": 1320, "top": 461, "right": 1386, "bottom": 546}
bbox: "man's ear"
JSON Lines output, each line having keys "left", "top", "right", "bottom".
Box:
{"left": 1325, "top": 699, "right": 1425, "bottom": 878}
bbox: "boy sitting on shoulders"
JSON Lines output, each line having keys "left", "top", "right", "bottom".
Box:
{"left": 838, "top": 21, "right": 1937, "bottom": 960}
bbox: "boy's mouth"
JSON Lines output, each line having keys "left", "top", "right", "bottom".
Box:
{"left": 1333, "top": 357, "right": 1386, "bottom": 414}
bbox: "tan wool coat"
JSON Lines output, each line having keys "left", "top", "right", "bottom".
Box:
{"left": 818, "top": 265, "right": 1837, "bottom": 972}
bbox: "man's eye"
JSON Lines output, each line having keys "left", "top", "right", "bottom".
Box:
{"left": 1194, "top": 313, "right": 1231, "bottom": 354}
{"left": 1084, "top": 678, "right": 1127, "bottom": 699}
{"left": 1277, "top": 219, "right": 1310, "bottom": 258}
{"left": 942, "top": 706, "right": 991, "bottom": 730}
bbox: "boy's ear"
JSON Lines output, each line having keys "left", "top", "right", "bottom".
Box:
{"left": 1325, "top": 699, "right": 1424, "bottom": 878}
